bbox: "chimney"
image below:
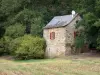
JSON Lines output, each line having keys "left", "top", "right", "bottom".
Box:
{"left": 72, "top": 10, "right": 76, "bottom": 18}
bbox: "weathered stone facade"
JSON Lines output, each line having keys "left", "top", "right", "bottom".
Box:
{"left": 44, "top": 27, "right": 66, "bottom": 58}
{"left": 43, "top": 14, "right": 81, "bottom": 58}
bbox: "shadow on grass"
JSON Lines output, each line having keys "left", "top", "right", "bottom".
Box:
{"left": 13, "top": 58, "right": 56, "bottom": 63}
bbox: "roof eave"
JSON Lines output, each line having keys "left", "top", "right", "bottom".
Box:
{"left": 43, "top": 25, "right": 67, "bottom": 29}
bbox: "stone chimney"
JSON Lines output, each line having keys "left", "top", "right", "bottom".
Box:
{"left": 71, "top": 10, "right": 76, "bottom": 18}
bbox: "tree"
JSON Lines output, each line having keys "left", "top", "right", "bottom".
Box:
{"left": 5, "top": 23, "right": 25, "bottom": 38}
{"left": 95, "top": 0, "right": 100, "bottom": 17}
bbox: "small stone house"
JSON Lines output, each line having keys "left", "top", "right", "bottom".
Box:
{"left": 43, "top": 11, "right": 82, "bottom": 58}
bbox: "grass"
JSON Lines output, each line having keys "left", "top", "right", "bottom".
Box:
{"left": 0, "top": 56, "right": 100, "bottom": 75}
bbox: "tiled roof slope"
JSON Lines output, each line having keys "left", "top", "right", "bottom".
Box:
{"left": 44, "top": 13, "right": 79, "bottom": 29}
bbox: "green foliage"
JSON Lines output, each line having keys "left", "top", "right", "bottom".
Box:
{"left": 0, "top": 27, "right": 5, "bottom": 38}
{"left": 97, "top": 29, "right": 100, "bottom": 50}
{"left": 31, "top": 17, "right": 45, "bottom": 36}
{"left": 5, "top": 23, "right": 25, "bottom": 38}
{"left": 10, "top": 35, "right": 46, "bottom": 60}
{"left": 95, "top": 0, "right": 100, "bottom": 17}
{"left": 75, "top": 35, "right": 85, "bottom": 49}
{"left": 12, "top": 8, "right": 45, "bottom": 35}
{"left": 13, "top": 9, "right": 35, "bottom": 24}
{"left": 74, "top": 30, "right": 85, "bottom": 53}
{"left": 83, "top": 13, "right": 98, "bottom": 43}
{"left": 9, "top": 37, "right": 22, "bottom": 55}
{"left": 75, "top": 12, "right": 100, "bottom": 50}
{"left": 0, "top": 0, "right": 21, "bottom": 15}
{"left": 0, "top": 36, "right": 12, "bottom": 55}
{"left": 94, "top": 19, "right": 100, "bottom": 27}
{"left": 97, "top": 36, "right": 100, "bottom": 50}
{"left": 83, "top": 13, "right": 97, "bottom": 25}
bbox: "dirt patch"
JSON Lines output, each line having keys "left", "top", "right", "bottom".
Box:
{"left": 58, "top": 52, "right": 100, "bottom": 60}
{"left": 0, "top": 72, "right": 7, "bottom": 75}
{"left": 74, "top": 52, "right": 100, "bottom": 58}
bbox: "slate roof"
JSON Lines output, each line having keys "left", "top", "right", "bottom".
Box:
{"left": 44, "top": 13, "right": 79, "bottom": 29}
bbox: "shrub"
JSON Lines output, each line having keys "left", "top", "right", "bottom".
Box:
{"left": 74, "top": 35, "right": 85, "bottom": 53}
{"left": 75, "top": 36, "right": 85, "bottom": 49}
{"left": 10, "top": 35, "right": 46, "bottom": 59}
{"left": 97, "top": 35, "right": 100, "bottom": 50}
{"left": 9, "top": 37, "right": 22, "bottom": 55}
{"left": 5, "top": 23, "right": 25, "bottom": 38}
{"left": 0, "top": 36, "right": 12, "bottom": 55}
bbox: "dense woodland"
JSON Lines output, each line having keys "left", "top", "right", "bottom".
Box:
{"left": 0, "top": 0, "right": 100, "bottom": 59}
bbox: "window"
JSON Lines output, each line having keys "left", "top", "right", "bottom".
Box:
{"left": 50, "top": 32, "right": 55, "bottom": 40}
{"left": 76, "top": 20, "right": 79, "bottom": 23}
{"left": 74, "top": 31, "right": 78, "bottom": 38}
{"left": 74, "top": 31, "right": 76, "bottom": 38}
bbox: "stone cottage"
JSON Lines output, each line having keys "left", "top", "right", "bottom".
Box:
{"left": 43, "top": 11, "right": 82, "bottom": 58}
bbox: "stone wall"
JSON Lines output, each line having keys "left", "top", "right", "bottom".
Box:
{"left": 43, "top": 27, "right": 66, "bottom": 58}
{"left": 65, "top": 15, "right": 82, "bottom": 54}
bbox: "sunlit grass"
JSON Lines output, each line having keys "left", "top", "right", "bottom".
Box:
{"left": 0, "top": 56, "right": 100, "bottom": 75}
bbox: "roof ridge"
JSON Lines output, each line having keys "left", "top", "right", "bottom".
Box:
{"left": 54, "top": 14, "right": 72, "bottom": 18}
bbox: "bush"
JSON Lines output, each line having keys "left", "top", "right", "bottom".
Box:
{"left": 0, "top": 36, "right": 12, "bottom": 55}
{"left": 97, "top": 35, "right": 100, "bottom": 50}
{"left": 75, "top": 36, "right": 85, "bottom": 49}
{"left": 5, "top": 23, "right": 25, "bottom": 38}
{"left": 9, "top": 37, "right": 22, "bottom": 55}
{"left": 74, "top": 35, "right": 85, "bottom": 53}
{"left": 10, "top": 35, "right": 46, "bottom": 59}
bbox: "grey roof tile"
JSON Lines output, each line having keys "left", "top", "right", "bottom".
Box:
{"left": 44, "top": 14, "right": 79, "bottom": 29}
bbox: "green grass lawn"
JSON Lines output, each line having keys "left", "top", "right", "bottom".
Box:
{"left": 0, "top": 56, "right": 100, "bottom": 75}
